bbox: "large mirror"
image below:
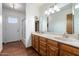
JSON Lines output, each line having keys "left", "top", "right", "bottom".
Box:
{"left": 47, "top": 3, "right": 73, "bottom": 34}
{"left": 38, "top": 3, "right": 79, "bottom": 34}
{"left": 74, "top": 3, "right": 79, "bottom": 34}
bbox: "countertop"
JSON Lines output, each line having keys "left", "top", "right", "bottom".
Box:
{"left": 32, "top": 32, "right": 79, "bottom": 48}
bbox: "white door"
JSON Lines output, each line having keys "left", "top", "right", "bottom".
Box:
{"left": 5, "top": 16, "right": 19, "bottom": 42}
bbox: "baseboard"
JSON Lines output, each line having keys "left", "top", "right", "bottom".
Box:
{"left": 3, "top": 40, "right": 21, "bottom": 44}
{"left": 26, "top": 46, "right": 32, "bottom": 49}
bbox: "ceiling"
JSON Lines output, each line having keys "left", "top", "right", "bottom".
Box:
{"left": 2, "top": 3, "right": 71, "bottom": 14}
{"left": 40, "top": 3, "right": 70, "bottom": 9}
{"left": 2, "top": 3, "right": 26, "bottom": 13}
{"left": 2, "top": 3, "right": 45, "bottom": 13}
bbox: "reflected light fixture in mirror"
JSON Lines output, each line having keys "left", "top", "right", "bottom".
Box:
{"left": 49, "top": 8, "right": 52, "bottom": 12}
{"left": 45, "top": 4, "right": 60, "bottom": 16}
{"left": 51, "top": 10, "right": 54, "bottom": 14}
{"left": 8, "top": 3, "right": 14, "bottom": 8}
{"left": 49, "top": 8, "right": 54, "bottom": 14}
{"left": 8, "top": 3, "right": 21, "bottom": 9}
{"left": 45, "top": 10, "right": 50, "bottom": 16}
{"left": 54, "top": 5, "right": 60, "bottom": 12}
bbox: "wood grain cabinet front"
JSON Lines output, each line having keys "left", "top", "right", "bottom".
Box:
{"left": 39, "top": 37, "right": 47, "bottom": 56}
{"left": 60, "top": 44, "right": 79, "bottom": 56}
{"left": 47, "top": 39, "right": 59, "bottom": 56}
{"left": 32, "top": 34, "right": 79, "bottom": 56}
{"left": 34, "top": 35, "right": 39, "bottom": 52}
{"left": 32, "top": 34, "right": 35, "bottom": 48}
{"left": 32, "top": 34, "right": 39, "bottom": 52}
{"left": 60, "top": 50, "right": 75, "bottom": 56}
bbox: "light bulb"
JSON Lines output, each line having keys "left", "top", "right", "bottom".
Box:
{"left": 8, "top": 3, "right": 14, "bottom": 8}
{"left": 54, "top": 5, "right": 60, "bottom": 12}
{"left": 49, "top": 8, "right": 52, "bottom": 12}
{"left": 51, "top": 10, "right": 54, "bottom": 14}
{"left": 45, "top": 10, "right": 48, "bottom": 14}
{"left": 45, "top": 10, "right": 50, "bottom": 16}
{"left": 54, "top": 5, "right": 58, "bottom": 10}
{"left": 56, "top": 8, "right": 60, "bottom": 12}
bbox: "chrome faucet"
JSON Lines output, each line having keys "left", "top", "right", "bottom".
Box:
{"left": 63, "top": 33, "right": 68, "bottom": 38}
{"left": 77, "top": 34, "right": 79, "bottom": 40}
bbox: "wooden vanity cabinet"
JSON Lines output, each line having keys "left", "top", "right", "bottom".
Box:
{"left": 32, "top": 34, "right": 79, "bottom": 56}
{"left": 47, "top": 39, "right": 59, "bottom": 56}
{"left": 39, "top": 37, "right": 47, "bottom": 56}
{"left": 32, "top": 34, "right": 39, "bottom": 52}
{"left": 34, "top": 35, "right": 39, "bottom": 52}
{"left": 60, "top": 44, "right": 79, "bottom": 56}
{"left": 32, "top": 34, "right": 35, "bottom": 48}
{"left": 60, "top": 50, "right": 74, "bottom": 56}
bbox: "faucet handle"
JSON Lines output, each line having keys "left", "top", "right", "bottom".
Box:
{"left": 77, "top": 34, "right": 79, "bottom": 40}
{"left": 63, "top": 33, "right": 68, "bottom": 38}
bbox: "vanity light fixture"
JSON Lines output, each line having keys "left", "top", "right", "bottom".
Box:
{"left": 54, "top": 5, "right": 60, "bottom": 12}
{"left": 49, "top": 8, "right": 52, "bottom": 12}
{"left": 45, "top": 10, "right": 50, "bottom": 16}
{"left": 8, "top": 3, "right": 14, "bottom": 8}
{"left": 49, "top": 8, "right": 55, "bottom": 14}
{"left": 45, "top": 4, "right": 60, "bottom": 16}
{"left": 51, "top": 9, "right": 54, "bottom": 14}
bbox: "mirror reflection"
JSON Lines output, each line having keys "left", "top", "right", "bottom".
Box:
{"left": 47, "top": 3, "right": 73, "bottom": 34}
{"left": 74, "top": 3, "right": 79, "bottom": 34}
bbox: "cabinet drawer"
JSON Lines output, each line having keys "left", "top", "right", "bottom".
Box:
{"left": 47, "top": 45, "right": 58, "bottom": 51}
{"left": 60, "top": 50, "right": 75, "bottom": 56}
{"left": 39, "top": 37, "right": 47, "bottom": 42}
{"left": 40, "top": 46, "right": 47, "bottom": 52}
{"left": 39, "top": 49, "right": 47, "bottom": 56}
{"left": 47, "top": 45, "right": 58, "bottom": 56}
{"left": 35, "top": 35, "right": 39, "bottom": 39}
{"left": 40, "top": 44, "right": 46, "bottom": 49}
{"left": 40, "top": 40, "right": 46, "bottom": 45}
{"left": 39, "top": 46, "right": 47, "bottom": 56}
{"left": 47, "top": 39, "right": 58, "bottom": 47}
{"left": 60, "top": 44, "right": 79, "bottom": 55}
{"left": 35, "top": 39, "right": 38, "bottom": 42}
{"left": 40, "top": 44, "right": 46, "bottom": 48}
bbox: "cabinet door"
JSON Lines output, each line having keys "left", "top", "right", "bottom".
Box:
{"left": 39, "top": 45, "right": 47, "bottom": 56}
{"left": 47, "top": 39, "right": 58, "bottom": 56}
{"left": 47, "top": 45, "right": 58, "bottom": 56}
{"left": 60, "top": 44, "right": 79, "bottom": 56}
{"left": 32, "top": 34, "right": 35, "bottom": 48}
{"left": 39, "top": 37, "right": 47, "bottom": 56}
{"left": 60, "top": 50, "right": 75, "bottom": 56}
{"left": 34, "top": 35, "right": 39, "bottom": 52}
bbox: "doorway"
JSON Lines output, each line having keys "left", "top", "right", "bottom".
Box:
{"left": 2, "top": 3, "right": 26, "bottom": 43}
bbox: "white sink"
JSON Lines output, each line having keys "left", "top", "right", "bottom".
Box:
{"left": 63, "top": 38, "right": 79, "bottom": 42}
{"left": 43, "top": 34, "right": 63, "bottom": 38}
{"left": 55, "top": 37, "right": 79, "bottom": 42}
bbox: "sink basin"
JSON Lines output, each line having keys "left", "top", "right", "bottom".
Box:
{"left": 55, "top": 37, "right": 79, "bottom": 42}
{"left": 43, "top": 34, "right": 63, "bottom": 38}
{"left": 63, "top": 38, "right": 79, "bottom": 42}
